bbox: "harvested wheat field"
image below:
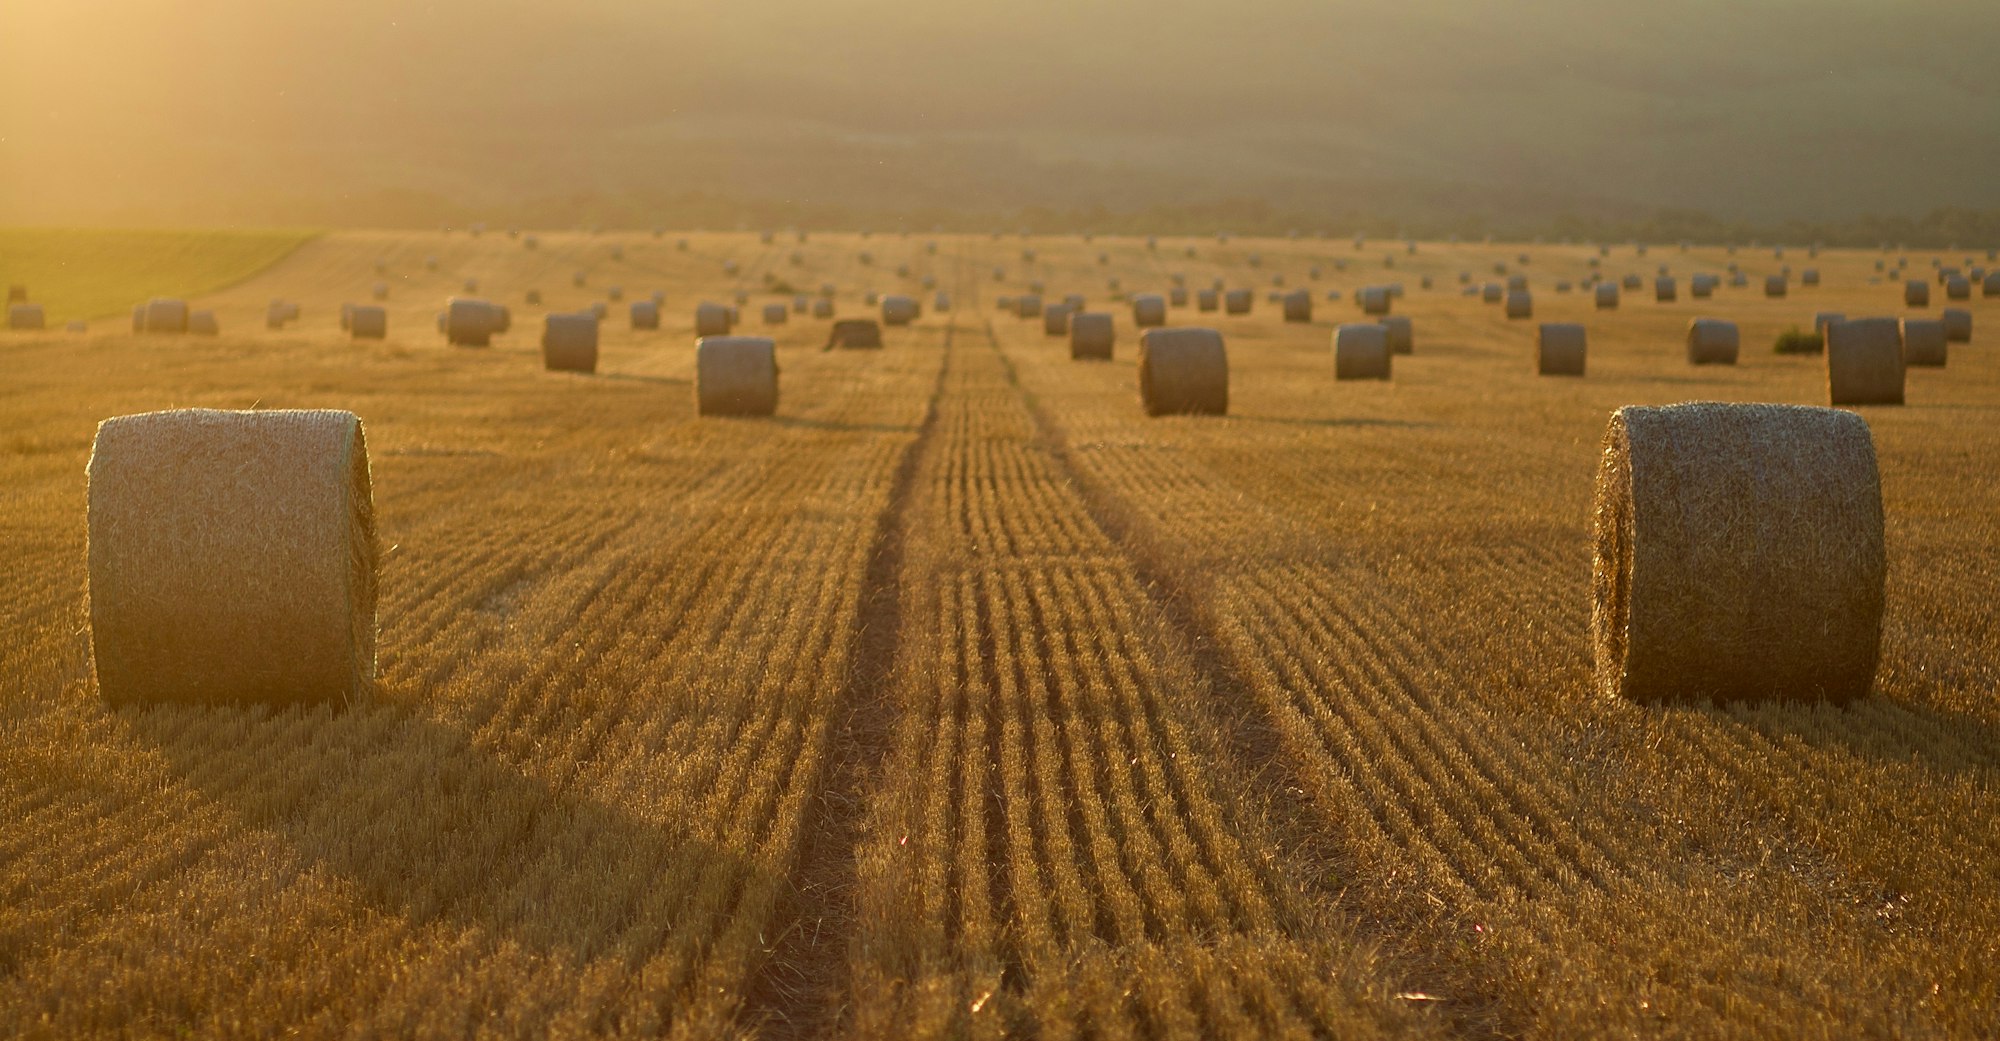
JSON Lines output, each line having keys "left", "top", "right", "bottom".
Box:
{"left": 2, "top": 228, "right": 1999, "bottom": 1041}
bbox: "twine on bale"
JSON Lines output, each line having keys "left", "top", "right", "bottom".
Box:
{"left": 87, "top": 408, "right": 377, "bottom": 706}
{"left": 697, "top": 336, "right": 779, "bottom": 415}
{"left": 1590, "top": 402, "right": 1884, "bottom": 703}
{"left": 1138, "top": 327, "right": 1228, "bottom": 415}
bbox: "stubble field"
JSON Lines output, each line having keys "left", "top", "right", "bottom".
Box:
{"left": 2, "top": 228, "right": 1997, "bottom": 1039}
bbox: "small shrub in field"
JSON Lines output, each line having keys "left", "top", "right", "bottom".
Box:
{"left": 1774, "top": 326, "right": 1822, "bottom": 354}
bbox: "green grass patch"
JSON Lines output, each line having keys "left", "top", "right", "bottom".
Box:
{"left": 0, "top": 228, "right": 318, "bottom": 324}
{"left": 1773, "top": 326, "right": 1823, "bottom": 354}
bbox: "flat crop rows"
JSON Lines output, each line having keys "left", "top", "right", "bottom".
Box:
{"left": 0, "top": 230, "right": 1996, "bottom": 1039}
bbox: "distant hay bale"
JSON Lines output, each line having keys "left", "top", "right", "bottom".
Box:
{"left": 1224, "top": 289, "right": 1253, "bottom": 315}
{"left": 1622, "top": 274, "right": 1643, "bottom": 290}
{"left": 1196, "top": 288, "right": 1218, "bottom": 311}
{"left": 526, "top": 289, "right": 543, "bottom": 306}
{"left": 878, "top": 295, "right": 916, "bottom": 328}
{"left": 1070, "top": 312, "right": 1114, "bottom": 360}
{"left": 1690, "top": 274, "right": 1718, "bottom": 298}
{"left": 86, "top": 408, "right": 376, "bottom": 705}
{"left": 1905, "top": 280, "right": 1929, "bottom": 307}
{"left": 1044, "top": 304, "right": 1071, "bottom": 336}
{"left": 934, "top": 292, "right": 951, "bottom": 312}
{"left": 812, "top": 298, "right": 835, "bottom": 318}
{"left": 1945, "top": 276, "right": 1971, "bottom": 300}
{"left": 349, "top": 305, "right": 387, "bottom": 340}
{"left": 446, "top": 297, "right": 498, "bottom": 346}
{"left": 463, "top": 278, "right": 479, "bottom": 293}
{"left": 827, "top": 318, "right": 882, "bottom": 349}
{"left": 1537, "top": 323, "right": 1587, "bottom": 376}
{"left": 586, "top": 303, "right": 605, "bottom": 322}
{"left": 188, "top": 311, "right": 219, "bottom": 336}
{"left": 9, "top": 303, "right": 46, "bottom": 330}
{"left": 1985, "top": 271, "right": 2000, "bottom": 297}
{"left": 1169, "top": 286, "right": 1188, "bottom": 307}
{"left": 1504, "top": 289, "right": 1533, "bottom": 319}
{"left": 1359, "top": 286, "right": 1392, "bottom": 315}
{"left": 1900, "top": 318, "right": 1947, "bottom": 367}
{"left": 1334, "top": 323, "right": 1391, "bottom": 380}
{"left": 1802, "top": 268, "right": 1820, "bottom": 286}
{"left": 1132, "top": 293, "right": 1168, "bottom": 327}
{"left": 793, "top": 294, "right": 810, "bottom": 313}
{"left": 1014, "top": 295, "right": 1043, "bottom": 320}
{"left": 1382, "top": 315, "right": 1413, "bottom": 354}
{"left": 1656, "top": 277, "right": 1678, "bottom": 302}
{"left": 696, "top": 336, "right": 779, "bottom": 416}
{"left": 607, "top": 286, "right": 625, "bottom": 302}
{"left": 1942, "top": 307, "right": 1971, "bottom": 343}
{"left": 1506, "top": 274, "right": 1527, "bottom": 291}
{"left": 1138, "top": 327, "right": 1228, "bottom": 415}
{"left": 1595, "top": 283, "right": 1620, "bottom": 309}
{"left": 1764, "top": 275, "right": 1787, "bottom": 298}
{"left": 1686, "top": 318, "right": 1740, "bottom": 365}
{"left": 1282, "top": 290, "right": 1312, "bottom": 323}
{"left": 541, "top": 313, "right": 600, "bottom": 373}
{"left": 372, "top": 281, "right": 390, "bottom": 301}
{"left": 1481, "top": 282, "right": 1503, "bottom": 303}
{"left": 631, "top": 300, "right": 661, "bottom": 330}
{"left": 696, "top": 302, "right": 733, "bottom": 336}
{"left": 1825, "top": 318, "right": 1904, "bottom": 405}
{"left": 1591, "top": 402, "right": 1883, "bottom": 703}
{"left": 763, "top": 303, "right": 788, "bottom": 325}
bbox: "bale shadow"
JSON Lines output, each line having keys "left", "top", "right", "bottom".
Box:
{"left": 596, "top": 371, "right": 690, "bottom": 387}
{"left": 768, "top": 415, "right": 920, "bottom": 434}
{"left": 1232, "top": 414, "right": 1440, "bottom": 430}
{"left": 1690, "top": 695, "right": 2000, "bottom": 777}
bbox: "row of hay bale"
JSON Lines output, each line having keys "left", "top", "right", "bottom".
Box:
{"left": 128, "top": 299, "right": 219, "bottom": 335}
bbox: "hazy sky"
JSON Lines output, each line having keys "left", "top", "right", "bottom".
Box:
{"left": 5, "top": 0, "right": 1997, "bottom": 226}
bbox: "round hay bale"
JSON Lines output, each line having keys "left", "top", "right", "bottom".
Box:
{"left": 586, "top": 302, "right": 605, "bottom": 322}
{"left": 631, "top": 300, "right": 661, "bottom": 330}
{"left": 1687, "top": 318, "right": 1740, "bottom": 365}
{"left": 1196, "top": 288, "right": 1218, "bottom": 312}
{"left": 542, "top": 313, "right": 600, "bottom": 373}
{"left": 1282, "top": 289, "right": 1312, "bottom": 323}
{"left": 1802, "top": 268, "right": 1820, "bottom": 286}
{"left": 881, "top": 295, "right": 920, "bottom": 325}
{"left": 463, "top": 278, "right": 479, "bottom": 294}
{"left": 1656, "top": 277, "right": 1679, "bottom": 302}
{"left": 1014, "top": 295, "right": 1043, "bottom": 320}
{"left": 1481, "top": 282, "right": 1503, "bottom": 303}
{"left": 1070, "top": 312, "right": 1114, "bottom": 360}
{"left": 827, "top": 319, "right": 882, "bottom": 349}
{"left": 188, "top": 311, "right": 220, "bottom": 337}
{"left": 1985, "top": 271, "right": 2000, "bottom": 297}
{"left": 1044, "top": 304, "right": 1072, "bottom": 336}
{"left": 1900, "top": 318, "right": 1947, "bottom": 367}
{"left": 446, "top": 297, "right": 498, "bottom": 346}
{"left": 1591, "top": 402, "right": 1883, "bottom": 703}
{"left": 1138, "top": 328, "right": 1227, "bottom": 416}
{"left": 1359, "top": 286, "right": 1392, "bottom": 315}
{"left": 1690, "top": 274, "right": 1718, "bottom": 298}
{"left": 1905, "top": 280, "right": 1929, "bottom": 307}
{"left": 1537, "top": 323, "right": 1586, "bottom": 376}
{"left": 1814, "top": 312, "right": 1847, "bottom": 336}
{"left": 1764, "top": 275, "right": 1787, "bottom": 298}
{"left": 1826, "top": 318, "right": 1904, "bottom": 405}
{"left": 1506, "top": 274, "right": 1528, "bottom": 291}
{"left": 1941, "top": 307, "right": 1971, "bottom": 343}
{"left": 9, "top": 303, "right": 47, "bottom": 330}
{"left": 1223, "top": 289, "right": 1253, "bottom": 315}
{"left": 1382, "top": 315, "right": 1414, "bottom": 355}
{"left": 607, "top": 286, "right": 625, "bottom": 302}
{"left": 1595, "top": 283, "right": 1620, "bottom": 309}
{"left": 696, "top": 336, "right": 778, "bottom": 416}
{"left": 934, "top": 292, "right": 952, "bottom": 313}
{"left": 695, "top": 302, "right": 733, "bottom": 337}
{"left": 812, "top": 298, "right": 835, "bottom": 318}
{"left": 1132, "top": 293, "right": 1168, "bottom": 327}
{"left": 1622, "top": 274, "right": 1643, "bottom": 291}
{"left": 1169, "top": 286, "right": 1188, "bottom": 307}
{"left": 372, "top": 281, "right": 390, "bottom": 301}
{"left": 348, "top": 305, "right": 387, "bottom": 340}
{"left": 1945, "top": 276, "right": 1971, "bottom": 300}
{"left": 144, "top": 298, "right": 190, "bottom": 334}
{"left": 1504, "top": 289, "right": 1533, "bottom": 319}
{"left": 87, "top": 408, "right": 376, "bottom": 705}
{"left": 763, "top": 303, "right": 789, "bottom": 325}
{"left": 1334, "top": 323, "right": 1391, "bottom": 380}
{"left": 793, "top": 294, "right": 810, "bottom": 313}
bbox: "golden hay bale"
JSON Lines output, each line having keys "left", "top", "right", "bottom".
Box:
{"left": 793, "top": 294, "right": 809, "bottom": 313}
{"left": 828, "top": 318, "right": 882, "bottom": 349}
{"left": 1169, "top": 286, "right": 1188, "bottom": 307}
{"left": 631, "top": 300, "right": 661, "bottom": 330}
{"left": 1070, "top": 312, "right": 1114, "bottom": 360}
{"left": 1014, "top": 294, "right": 1043, "bottom": 320}
{"left": 1481, "top": 282, "right": 1503, "bottom": 303}
{"left": 348, "top": 305, "right": 387, "bottom": 340}
{"left": 1591, "top": 402, "right": 1883, "bottom": 703}
{"left": 1687, "top": 318, "right": 1739, "bottom": 364}
{"left": 1359, "top": 286, "right": 1391, "bottom": 315}
{"left": 934, "top": 291, "right": 951, "bottom": 312}
{"left": 1656, "top": 277, "right": 1678, "bottom": 302}
{"left": 1223, "top": 288, "right": 1253, "bottom": 315}
{"left": 1802, "top": 268, "right": 1820, "bottom": 286}
{"left": 1504, "top": 289, "right": 1533, "bottom": 319}
{"left": 1196, "top": 288, "right": 1219, "bottom": 312}
{"left": 1691, "top": 273, "right": 1718, "bottom": 298}
{"left": 1334, "top": 323, "right": 1391, "bottom": 380}
{"left": 1900, "top": 318, "right": 1947, "bottom": 367}
{"left": 812, "top": 298, "right": 835, "bottom": 318}
{"left": 1132, "top": 293, "right": 1168, "bottom": 327}
{"left": 1138, "top": 327, "right": 1228, "bottom": 416}
{"left": 1538, "top": 323, "right": 1587, "bottom": 376}
{"left": 87, "top": 408, "right": 376, "bottom": 705}
{"left": 606, "top": 285, "right": 625, "bottom": 302}
{"left": 1825, "top": 318, "right": 1904, "bottom": 405}
{"left": 188, "top": 311, "right": 220, "bottom": 336}
{"left": 1945, "top": 275, "right": 1971, "bottom": 300}
{"left": 1381, "top": 315, "right": 1413, "bottom": 355}
{"left": 1595, "top": 283, "right": 1619, "bottom": 309}
{"left": 462, "top": 277, "right": 479, "bottom": 294}
{"left": 881, "top": 294, "right": 919, "bottom": 325}
{"left": 1764, "top": 275, "right": 1787, "bottom": 298}
{"left": 763, "top": 303, "right": 788, "bottom": 325}
{"left": 144, "top": 298, "right": 189, "bottom": 333}
{"left": 1282, "top": 289, "right": 1313, "bottom": 323}
{"left": 1942, "top": 307, "right": 1971, "bottom": 343}
{"left": 1621, "top": 273, "right": 1643, "bottom": 291}
{"left": 372, "top": 281, "right": 390, "bottom": 301}
{"left": 1506, "top": 274, "right": 1527, "bottom": 291}
{"left": 1985, "top": 271, "right": 2000, "bottom": 297}
{"left": 1905, "top": 280, "right": 1929, "bottom": 307}
{"left": 542, "top": 313, "right": 599, "bottom": 373}
{"left": 696, "top": 337, "right": 778, "bottom": 416}
{"left": 446, "top": 297, "right": 498, "bottom": 346}
{"left": 696, "top": 302, "right": 733, "bottom": 336}
{"left": 9, "top": 303, "right": 46, "bottom": 330}
{"left": 1044, "top": 303, "right": 1071, "bottom": 336}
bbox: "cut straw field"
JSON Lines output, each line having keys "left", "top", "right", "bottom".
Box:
{"left": 1, "top": 228, "right": 1997, "bottom": 1039}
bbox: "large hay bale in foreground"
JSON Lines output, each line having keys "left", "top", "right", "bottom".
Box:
{"left": 1382, "top": 315, "right": 1413, "bottom": 355}
{"left": 1070, "top": 312, "right": 1114, "bottom": 360}
{"left": 445, "top": 297, "right": 498, "bottom": 346}
{"left": 1941, "top": 307, "right": 1971, "bottom": 343}
{"left": 348, "top": 305, "right": 387, "bottom": 340}
{"left": 1504, "top": 289, "right": 1533, "bottom": 319}
{"left": 1132, "top": 293, "right": 1168, "bottom": 327}
{"left": 87, "top": 408, "right": 377, "bottom": 705}
{"left": 1282, "top": 290, "right": 1312, "bottom": 323}
{"left": 696, "top": 302, "right": 733, "bottom": 336}
{"left": 1825, "top": 318, "right": 1904, "bottom": 405}
{"left": 1595, "top": 283, "right": 1619, "bottom": 309}
{"left": 1333, "top": 324, "right": 1391, "bottom": 380}
{"left": 542, "top": 313, "right": 599, "bottom": 373}
{"left": 1138, "top": 328, "right": 1227, "bottom": 415}
{"left": 1538, "top": 323, "right": 1587, "bottom": 376}
{"left": 1590, "top": 402, "right": 1883, "bottom": 703}
{"left": 1223, "top": 289, "right": 1253, "bottom": 315}
{"left": 9, "top": 303, "right": 46, "bottom": 330}
{"left": 827, "top": 318, "right": 883, "bottom": 349}
{"left": 697, "top": 337, "right": 778, "bottom": 415}
{"left": 144, "top": 298, "right": 189, "bottom": 334}
{"left": 1686, "top": 318, "right": 1739, "bottom": 364}
{"left": 1905, "top": 280, "right": 1929, "bottom": 307}
{"left": 1900, "top": 318, "right": 1947, "bottom": 367}
{"left": 881, "top": 295, "right": 919, "bottom": 326}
